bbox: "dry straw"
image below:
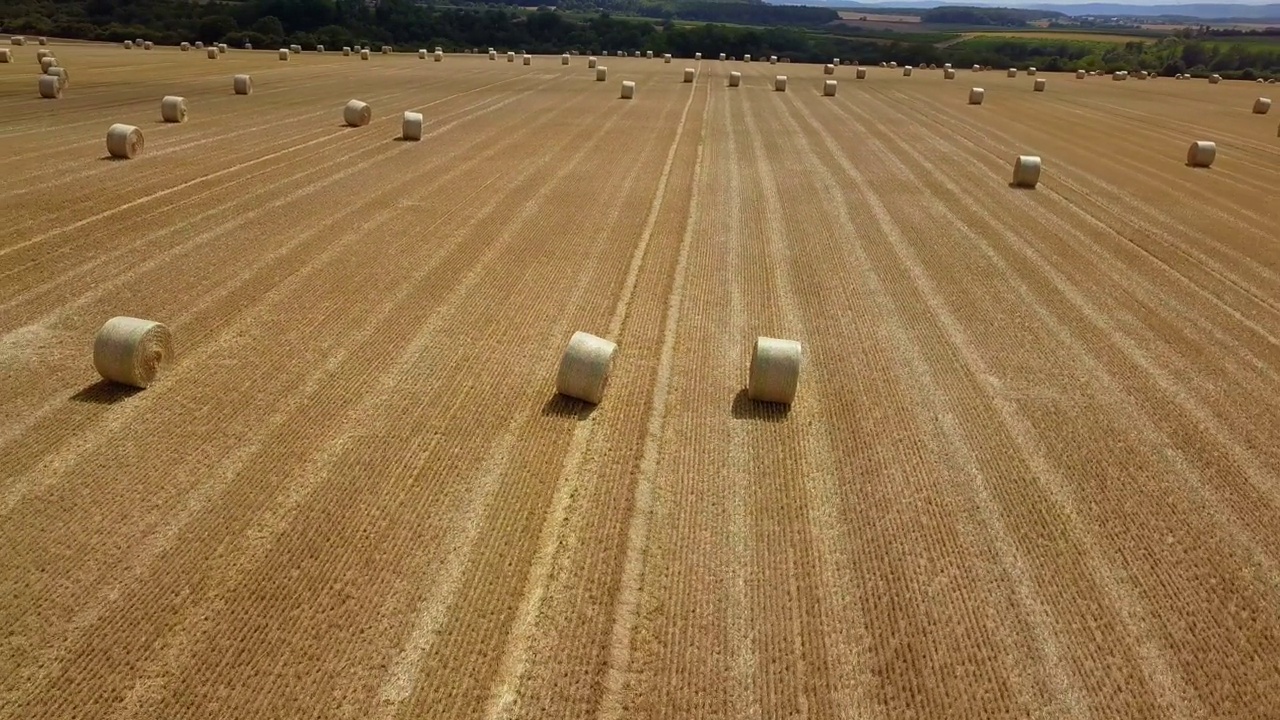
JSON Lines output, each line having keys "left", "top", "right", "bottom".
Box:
{"left": 418, "top": 49, "right": 427, "bottom": 59}
{"left": 719, "top": 52, "right": 726, "bottom": 61}
{"left": 903, "top": 65, "right": 913, "bottom": 76}
{"left": 11, "top": 36, "right": 26, "bottom": 46}
{"left": 207, "top": 47, "right": 217, "bottom": 59}
{"left": 823, "top": 79, "right": 837, "bottom": 96}
{"left": 344, "top": 99, "right": 372, "bottom": 126}
{"left": 1011, "top": 155, "right": 1041, "bottom": 188}
{"left": 1186, "top": 140, "right": 1216, "bottom": 167}
{"left": 1077, "top": 69, "right": 1086, "bottom": 79}
{"left": 402, "top": 111, "right": 424, "bottom": 141}
{"left": 745, "top": 54, "right": 752, "bottom": 62}
{"left": 160, "top": 95, "right": 187, "bottom": 123}
{"left": 361, "top": 48, "right": 370, "bottom": 60}
{"left": 93, "top": 317, "right": 172, "bottom": 388}
{"left": 770, "top": 55, "right": 778, "bottom": 64}
{"left": 663, "top": 53, "right": 671, "bottom": 63}
{"left": 556, "top": 331, "right": 616, "bottom": 404}
{"left": 38, "top": 74, "right": 61, "bottom": 98}
{"left": 39, "top": 56, "right": 57, "bottom": 72}
{"left": 106, "top": 123, "right": 143, "bottom": 159}
{"left": 46, "top": 66, "right": 68, "bottom": 87}
{"left": 435, "top": 50, "right": 443, "bottom": 61}
{"left": 1034, "top": 78, "right": 1046, "bottom": 92}
{"left": 969, "top": 87, "right": 985, "bottom": 104}
{"left": 278, "top": 48, "right": 289, "bottom": 60}
{"left": 38, "top": 36, "right": 47, "bottom": 45}
{"left": 775, "top": 75, "right": 787, "bottom": 91}
{"left": 123, "top": 40, "right": 133, "bottom": 49}
{"left": 195, "top": 41, "right": 203, "bottom": 49}
{"left": 945, "top": 68, "right": 956, "bottom": 80}
{"left": 695, "top": 52, "right": 702, "bottom": 60}
{"left": 588, "top": 57, "right": 597, "bottom": 68}
{"left": 233, "top": 74, "right": 252, "bottom": 95}
{"left": 646, "top": 50, "right": 654, "bottom": 58}
{"left": 218, "top": 43, "right": 228, "bottom": 54}
{"left": 343, "top": 46, "right": 351, "bottom": 56}
{"left": 856, "top": 67, "right": 867, "bottom": 79}
{"left": 180, "top": 42, "right": 190, "bottom": 51}
{"left": 747, "top": 337, "right": 802, "bottom": 405}
{"left": 729, "top": 71, "right": 741, "bottom": 87}
{"left": 143, "top": 41, "right": 153, "bottom": 50}
{"left": 317, "top": 44, "right": 325, "bottom": 52}
{"left": 1254, "top": 98, "right": 1272, "bottom": 114}
{"left": 596, "top": 66, "right": 607, "bottom": 81}
{"left": 562, "top": 53, "right": 570, "bottom": 65}
{"left": 824, "top": 63, "right": 835, "bottom": 75}
{"left": 683, "top": 67, "right": 694, "bottom": 82}
{"left": 0, "top": 49, "right": 11, "bottom": 63}
{"left": 621, "top": 80, "right": 635, "bottom": 99}
{"left": 36, "top": 48, "right": 51, "bottom": 61}
{"left": 1008, "top": 68, "right": 1017, "bottom": 78}
{"left": 523, "top": 54, "right": 531, "bottom": 65}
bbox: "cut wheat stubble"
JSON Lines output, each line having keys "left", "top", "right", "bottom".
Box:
{"left": 555, "top": 331, "right": 616, "bottom": 404}
{"left": 93, "top": 316, "right": 172, "bottom": 389}
{"left": 747, "top": 336, "right": 802, "bottom": 405}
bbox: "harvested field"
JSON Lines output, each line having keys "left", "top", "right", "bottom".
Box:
{"left": 958, "top": 30, "right": 1158, "bottom": 42}
{"left": 3, "top": 42, "right": 1280, "bottom": 719}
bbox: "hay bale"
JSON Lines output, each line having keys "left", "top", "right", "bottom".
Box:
{"left": 1007, "top": 68, "right": 1017, "bottom": 78}
{"left": 969, "top": 87, "right": 985, "bottom": 105}
{"left": 0, "top": 49, "right": 10, "bottom": 63}
{"left": 317, "top": 44, "right": 325, "bottom": 53}
{"left": 1209, "top": 74, "right": 1221, "bottom": 84}
{"left": 719, "top": 52, "right": 726, "bottom": 61}
{"left": 46, "top": 66, "right": 68, "bottom": 88}
{"left": 402, "top": 111, "right": 423, "bottom": 141}
{"left": 1137, "top": 70, "right": 1148, "bottom": 79}
{"left": 418, "top": 49, "right": 427, "bottom": 59}
{"left": 775, "top": 75, "right": 787, "bottom": 92}
{"left": 195, "top": 41, "right": 203, "bottom": 49}
{"left": 507, "top": 51, "right": 515, "bottom": 62}
{"left": 38, "top": 36, "right": 47, "bottom": 45}
{"left": 10, "top": 36, "right": 25, "bottom": 46}
{"left": 523, "top": 54, "right": 531, "bottom": 65}
{"left": 1186, "top": 140, "right": 1216, "bottom": 167}
{"left": 1027, "top": 66, "right": 1037, "bottom": 75}
{"left": 747, "top": 337, "right": 802, "bottom": 405}
{"left": 562, "top": 53, "right": 570, "bottom": 65}
{"left": 663, "top": 53, "right": 671, "bottom": 63}
{"left": 207, "top": 47, "right": 217, "bottom": 59}
{"left": 361, "top": 49, "right": 370, "bottom": 60}
{"left": 124, "top": 40, "right": 134, "bottom": 49}
{"left": 972, "top": 64, "right": 981, "bottom": 72}
{"left": 93, "top": 317, "right": 172, "bottom": 388}
{"left": 36, "top": 48, "right": 51, "bottom": 61}
{"left": 729, "top": 71, "right": 741, "bottom": 87}
{"left": 1011, "top": 155, "right": 1041, "bottom": 188}
{"left": 770, "top": 55, "right": 778, "bottom": 64}
{"left": 588, "top": 56, "right": 597, "bottom": 69}
{"left": 646, "top": 50, "right": 654, "bottom": 59}
{"left": 824, "top": 64, "right": 835, "bottom": 75}
{"left": 856, "top": 67, "right": 867, "bottom": 80}
{"left": 945, "top": 68, "right": 956, "bottom": 80}
{"left": 596, "top": 66, "right": 607, "bottom": 81}
{"left": 343, "top": 99, "right": 371, "bottom": 126}
{"left": 1253, "top": 97, "right": 1272, "bottom": 114}
{"left": 1034, "top": 78, "right": 1046, "bottom": 92}
{"left": 823, "top": 79, "right": 837, "bottom": 97}
{"left": 489, "top": 50, "right": 496, "bottom": 60}
{"left": 143, "top": 41, "right": 154, "bottom": 50}
{"left": 634, "top": 50, "right": 641, "bottom": 58}
{"left": 695, "top": 53, "right": 702, "bottom": 60}
{"left": 278, "top": 48, "right": 289, "bottom": 60}
{"left": 288, "top": 44, "right": 300, "bottom": 54}
{"left": 943, "top": 63, "right": 952, "bottom": 70}
{"left": 39, "top": 56, "right": 57, "bottom": 72}
{"left": 435, "top": 50, "right": 443, "bottom": 61}
{"left": 889, "top": 61, "right": 898, "bottom": 68}
{"left": 343, "top": 46, "right": 351, "bottom": 56}
{"left": 745, "top": 54, "right": 752, "bottom": 63}
{"left": 38, "top": 74, "right": 61, "bottom": 99}
{"left": 106, "top": 123, "right": 143, "bottom": 159}
{"left": 1077, "top": 69, "right": 1086, "bottom": 79}
{"left": 180, "top": 42, "right": 190, "bottom": 51}
{"left": 621, "top": 80, "right": 635, "bottom": 99}
{"left": 233, "top": 74, "right": 252, "bottom": 94}
{"left": 160, "top": 95, "right": 187, "bottom": 123}
{"left": 218, "top": 43, "right": 227, "bottom": 54}
{"left": 244, "top": 43, "right": 252, "bottom": 50}
{"left": 683, "top": 67, "right": 694, "bottom": 83}
{"left": 381, "top": 45, "right": 391, "bottom": 54}
{"left": 555, "top": 331, "right": 615, "bottom": 404}
{"left": 135, "top": 38, "right": 144, "bottom": 46}
{"left": 903, "top": 65, "right": 913, "bottom": 77}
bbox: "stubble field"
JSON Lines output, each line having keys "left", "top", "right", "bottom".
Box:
{"left": 1, "top": 42, "right": 1279, "bottom": 718}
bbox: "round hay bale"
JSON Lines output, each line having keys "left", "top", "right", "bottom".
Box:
{"left": 944, "top": 68, "right": 956, "bottom": 80}
{"left": 823, "top": 79, "right": 837, "bottom": 96}
{"left": 360, "top": 49, "right": 370, "bottom": 60}
{"left": 36, "top": 48, "right": 51, "bottom": 61}
{"left": 402, "top": 111, "right": 423, "bottom": 141}
{"left": 344, "top": 99, "right": 371, "bottom": 127}
{"left": 597, "top": 66, "right": 608, "bottom": 81}
{"left": 856, "top": 67, "right": 867, "bottom": 80}
{"left": 695, "top": 52, "right": 702, "bottom": 60}
{"left": 620, "top": 80, "right": 635, "bottom": 99}
{"left": 1077, "top": 69, "right": 1086, "bottom": 79}
{"left": 218, "top": 43, "right": 227, "bottom": 54}
{"left": 683, "top": 67, "right": 694, "bottom": 83}
{"left": 106, "top": 123, "right": 143, "bottom": 159}
{"left": 663, "top": 53, "right": 671, "bottom": 63}
{"left": 774, "top": 75, "right": 787, "bottom": 92}
{"left": 207, "top": 47, "right": 217, "bottom": 59}
{"left": 38, "top": 74, "right": 61, "bottom": 99}
{"left": 943, "top": 63, "right": 951, "bottom": 70}
{"left": 418, "top": 49, "right": 427, "bottom": 59}
{"left": 969, "top": 87, "right": 985, "bottom": 105}
{"left": 903, "top": 65, "right": 913, "bottom": 77}
{"left": 1253, "top": 97, "right": 1272, "bottom": 114}
{"left": 563, "top": 53, "right": 570, "bottom": 65}
{"left": 278, "top": 48, "right": 289, "bottom": 60}
{"left": 508, "top": 51, "right": 515, "bottom": 62}
{"left": 588, "top": 57, "right": 597, "bottom": 69}
{"left": 39, "top": 56, "right": 57, "bottom": 72}
{"left": 124, "top": 40, "right": 134, "bottom": 49}
{"left": 1137, "top": 70, "right": 1148, "bottom": 79}
{"left": 343, "top": 46, "right": 351, "bottom": 56}
{"left": 244, "top": 43, "right": 252, "bottom": 50}
{"left": 1011, "top": 155, "right": 1041, "bottom": 188}
{"left": 523, "top": 54, "right": 531, "bottom": 65}
{"left": 1027, "top": 66, "right": 1037, "bottom": 75}
{"left": 824, "top": 64, "right": 835, "bottom": 75}
{"left": 747, "top": 337, "right": 802, "bottom": 405}
{"left": 729, "top": 71, "right": 741, "bottom": 87}
{"left": 38, "top": 36, "right": 47, "bottom": 45}
{"left": 143, "top": 41, "right": 153, "bottom": 50}
{"left": 10, "top": 36, "right": 25, "bottom": 46}
{"left": 489, "top": 50, "right": 496, "bottom": 60}
{"left": 160, "top": 95, "right": 187, "bottom": 123}
{"left": 93, "top": 317, "right": 172, "bottom": 388}
{"left": 46, "top": 66, "right": 68, "bottom": 88}
{"left": 317, "top": 44, "right": 325, "bottom": 53}
{"left": 0, "top": 49, "right": 11, "bottom": 63}
{"left": 1186, "top": 140, "right": 1216, "bottom": 167}
{"left": 180, "top": 42, "right": 190, "bottom": 51}
{"left": 195, "top": 41, "right": 203, "bottom": 49}
{"left": 634, "top": 50, "right": 641, "bottom": 58}
{"left": 555, "top": 331, "right": 616, "bottom": 404}
{"left": 646, "top": 50, "right": 654, "bottom": 59}
{"left": 1034, "top": 78, "right": 1046, "bottom": 92}
{"left": 381, "top": 45, "right": 391, "bottom": 54}
{"left": 233, "top": 74, "right": 252, "bottom": 95}
{"left": 769, "top": 55, "right": 778, "bottom": 65}
{"left": 435, "top": 50, "right": 443, "bottom": 61}
{"left": 719, "top": 53, "right": 726, "bottom": 61}
{"left": 972, "top": 64, "right": 980, "bottom": 72}
{"left": 889, "top": 61, "right": 897, "bottom": 69}
{"left": 135, "top": 38, "right": 144, "bottom": 46}
{"left": 745, "top": 54, "right": 752, "bottom": 63}
{"left": 1007, "top": 68, "right": 1017, "bottom": 78}
{"left": 1209, "top": 74, "right": 1221, "bottom": 84}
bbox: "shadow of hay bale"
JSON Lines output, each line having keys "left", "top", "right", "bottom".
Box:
{"left": 541, "top": 393, "right": 597, "bottom": 420}
{"left": 70, "top": 379, "right": 141, "bottom": 404}
{"left": 730, "top": 388, "right": 790, "bottom": 422}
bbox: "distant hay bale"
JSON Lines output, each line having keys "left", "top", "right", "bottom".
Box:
{"left": 195, "top": 41, "right": 203, "bottom": 49}
{"left": 597, "top": 66, "right": 607, "bottom": 81}
{"left": 823, "top": 79, "right": 837, "bottom": 96}
{"left": 233, "top": 74, "right": 252, "bottom": 94}
{"left": 124, "top": 40, "right": 134, "bottom": 49}
{"left": 402, "top": 111, "right": 423, "bottom": 141}
{"left": 38, "top": 36, "right": 47, "bottom": 45}
{"left": 381, "top": 45, "right": 391, "bottom": 54}
{"left": 824, "top": 63, "right": 835, "bottom": 75}
{"left": 523, "top": 54, "right": 531, "bottom": 65}
{"left": 972, "top": 64, "right": 980, "bottom": 71}
{"left": 39, "top": 56, "right": 57, "bottom": 72}
{"left": 207, "top": 47, "right": 217, "bottom": 59}
{"left": 361, "top": 49, "right": 370, "bottom": 60}
{"left": 1011, "top": 155, "right": 1041, "bottom": 188}
{"left": 969, "top": 87, "right": 984, "bottom": 104}
{"left": 683, "top": 67, "right": 694, "bottom": 82}
{"left": 729, "top": 71, "right": 741, "bottom": 87}
{"left": 747, "top": 337, "right": 802, "bottom": 405}
{"left": 1027, "top": 66, "right": 1037, "bottom": 75}
{"left": 775, "top": 75, "right": 787, "bottom": 91}
{"left": 0, "top": 49, "right": 10, "bottom": 63}
{"left": 489, "top": 50, "right": 496, "bottom": 60}
{"left": 719, "top": 52, "right": 726, "bottom": 61}
{"left": 856, "top": 67, "right": 867, "bottom": 79}
{"left": 1007, "top": 68, "right": 1017, "bottom": 78}
{"left": 563, "top": 53, "right": 570, "bottom": 65}
{"left": 343, "top": 100, "right": 371, "bottom": 126}
{"left": 1077, "top": 69, "right": 1086, "bottom": 79}
{"left": 93, "top": 317, "right": 172, "bottom": 388}
{"left": 180, "top": 42, "right": 190, "bottom": 51}
{"left": 621, "top": 80, "right": 635, "bottom": 99}
{"left": 435, "top": 50, "right": 443, "bottom": 61}
{"left": 617, "top": 50, "right": 625, "bottom": 57}
{"left": 770, "top": 55, "right": 778, "bottom": 64}
{"left": 343, "top": 46, "right": 351, "bottom": 56}
{"left": 1209, "top": 74, "right": 1221, "bottom": 84}
{"left": 944, "top": 68, "right": 956, "bottom": 80}
{"left": 38, "top": 74, "right": 61, "bottom": 98}
{"left": 1186, "top": 140, "right": 1215, "bottom": 167}
{"left": 10, "top": 36, "right": 26, "bottom": 46}
{"left": 278, "top": 48, "right": 289, "bottom": 60}
{"left": 36, "top": 48, "right": 51, "bottom": 61}
{"left": 745, "top": 54, "right": 752, "bottom": 62}
{"left": 435, "top": 46, "right": 442, "bottom": 52}
{"left": 1034, "top": 78, "right": 1046, "bottom": 92}
{"left": 555, "top": 331, "right": 616, "bottom": 404}
{"left": 588, "top": 56, "right": 597, "bottom": 68}
{"left": 646, "top": 50, "right": 654, "bottom": 59}
{"left": 634, "top": 50, "right": 641, "bottom": 58}
{"left": 663, "top": 53, "right": 671, "bottom": 63}
{"left": 289, "top": 44, "right": 300, "bottom": 54}
{"left": 1137, "top": 70, "right": 1149, "bottom": 79}
{"left": 888, "top": 61, "right": 897, "bottom": 68}
{"left": 695, "top": 52, "right": 702, "bottom": 60}
{"left": 418, "top": 49, "right": 427, "bottom": 59}
{"left": 143, "top": 41, "right": 153, "bottom": 50}
{"left": 46, "top": 66, "right": 68, "bottom": 87}
{"left": 834, "top": 57, "right": 842, "bottom": 65}
{"left": 106, "top": 123, "right": 143, "bottom": 159}
{"left": 1253, "top": 97, "right": 1271, "bottom": 114}
{"left": 136, "top": 38, "right": 144, "bottom": 46}
{"left": 903, "top": 65, "right": 912, "bottom": 76}
{"left": 160, "top": 95, "right": 187, "bottom": 123}
{"left": 317, "top": 44, "right": 325, "bottom": 53}
{"left": 218, "top": 43, "right": 227, "bottom": 54}
{"left": 943, "top": 62, "right": 952, "bottom": 70}
{"left": 507, "top": 51, "right": 515, "bottom": 62}
{"left": 244, "top": 43, "right": 252, "bottom": 50}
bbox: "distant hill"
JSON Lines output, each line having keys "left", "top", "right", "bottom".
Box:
{"left": 771, "top": 1, "right": 1280, "bottom": 21}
